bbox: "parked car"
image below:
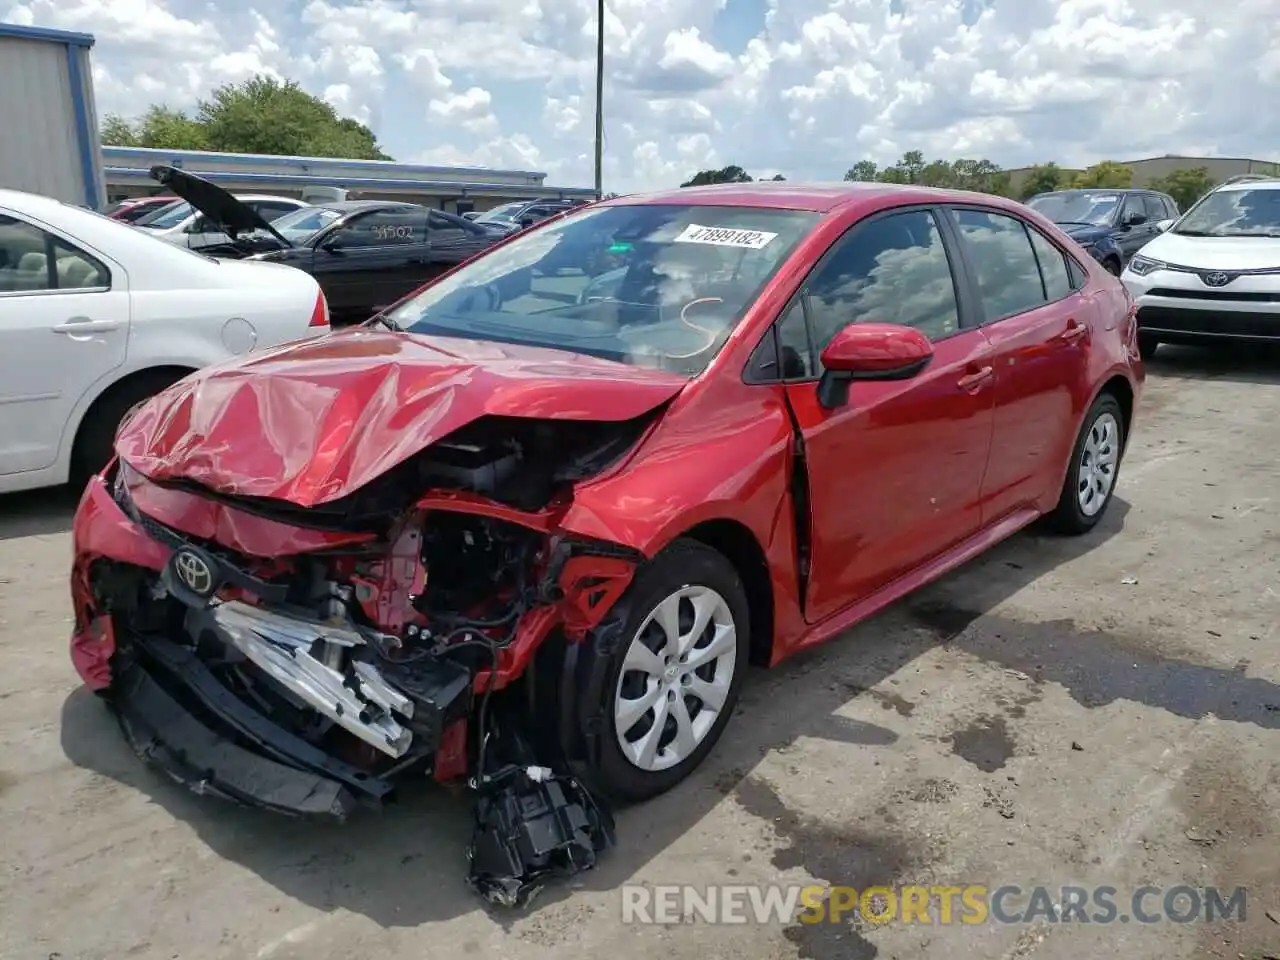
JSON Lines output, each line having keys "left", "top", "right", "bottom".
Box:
{"left": 471, "top": 198, "right": 590, "bottom": 234}
{"left": 131, "top": 183, "right": 308, "bottom": 251}
{"left": 1121, "top": 174, "right": 1280, "bottom": 358}
{"left": 147, "top": 165, "right": 505, "bottom": 327}
{"left": 104, "top": 196, "right": 179, "bottom": 223}
{"left": 69, "top": 181, "right": 1141, "bottom": 904}
{"left": 0, "top": 187, "right": 331, "bottom": 495}
{"left": 1025, "top": 188, "right": 1179, "bottom": 274}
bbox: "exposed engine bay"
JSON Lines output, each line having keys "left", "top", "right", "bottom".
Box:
{"left": 75, "top": 413, "right": 658, "bottom": 905}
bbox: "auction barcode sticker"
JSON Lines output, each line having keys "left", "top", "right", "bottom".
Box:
{"left": 673, "top": 224, "right": 779, "bottom": 249}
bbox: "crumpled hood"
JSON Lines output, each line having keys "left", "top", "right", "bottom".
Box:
{"left": 115, "top": 329, "right": 689, "bottom": 506}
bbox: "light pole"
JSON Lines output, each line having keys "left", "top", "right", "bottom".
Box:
{"left": 594, "top": 0, "right": 604, "bottom": 197}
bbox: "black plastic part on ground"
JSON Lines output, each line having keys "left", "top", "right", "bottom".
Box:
{"left": 466, "top": 766, "right": 616, "bottom": 908}
{"left": 112, "top": 659, "right": 361, "bottom": 819}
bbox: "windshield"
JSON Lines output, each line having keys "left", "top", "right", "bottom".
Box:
{"left": 387, "top": 203, "right": 819, "bottom": 376}
{"left": 268, "top": 206, "right": 344, "bottom": 243}
{"left": 1026, "top": 192, "right": 1121, "bottom": 227}
{"left": 133, "top": 199, "right": 193, "bottom": 229}
{"left": 474, "top": 202, "right": 525, "bottom": 224}
{"left": 1173, "top": 188, "right": 1280, "bottom": 237}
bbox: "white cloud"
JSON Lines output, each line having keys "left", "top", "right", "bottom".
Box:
{"left": 3, "top": 0, "right": 1277, "bottom": 193}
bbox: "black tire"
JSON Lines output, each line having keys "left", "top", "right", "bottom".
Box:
{"left": 69, "top": 371, "right": 185, "bottom": 489}
{"left": 1045, "top": 392, "right": 1126, "bottom": 535}
{"left": 1138, "top": 333, "right": 1160, "bottom": 361}
{"left": 589, "top": 538, "right": 750, "bottom": 803}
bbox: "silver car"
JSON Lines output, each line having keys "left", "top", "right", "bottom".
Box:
{"left": 132, "top": 194, "right": 309, "bottom": 250}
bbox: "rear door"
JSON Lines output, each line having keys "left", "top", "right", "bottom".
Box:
{"left": 941, "top": 206, "right": 1096, "bottom": 522}
{"left": 756, "top": 206, "right": 996, "bottom": 621}
{"left": 420, "top": 210, "right": 493, "bottom": 284}
{"left": 0, "top": 212, "right": 129, "bottom": 475}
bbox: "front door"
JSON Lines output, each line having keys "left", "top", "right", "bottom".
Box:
{"left": 771, "top": 207, "right": 996, "bottom": 623}
{"left": 943, "top": 206, "right": 1096, "bottom": 521}
{"left": 310, "top": 206, "right": 429, "bottom": 323}
{"left": 0, "top": 213, "right": 129, "bottom": 475}
{"left": 1115, "top": 194, "right": 1159, "bottom": 260}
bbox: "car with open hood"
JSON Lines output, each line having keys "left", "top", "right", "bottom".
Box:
{"left": 1025, "top": 188, "right": 1179, "bottom": 274}
{"left": 0, "top": 186, "right": 330, "bottom": 496}
{"left": 69, "top": 180, "right": 1142, "bottom": 904}
{"left": 149, "top": 165, "right": 504, "bottom": 327}
{"left": 1121, "top": 174, "right": 1280, "bottom": 358}
{"left": 131, "top": 170, "right": 308, "bottom": 250}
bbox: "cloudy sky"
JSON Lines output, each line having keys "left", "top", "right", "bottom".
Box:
{"left": 5, "top": 0, "right": 1278, "bottom": 193}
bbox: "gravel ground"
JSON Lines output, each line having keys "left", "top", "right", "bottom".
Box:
{"left": 1, "top": 344, "right": 1278, "bottom": 960}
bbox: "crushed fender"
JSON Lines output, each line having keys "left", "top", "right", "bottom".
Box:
{"left": 466, "top": 763, "right": 616, "bottom": 908}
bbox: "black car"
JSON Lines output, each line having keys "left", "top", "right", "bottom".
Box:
{"left": 1025, "top": 188, "right": 1179, "bottom": 275}
{"left": 149, "top": 165, "right": 503, "bottom": 327}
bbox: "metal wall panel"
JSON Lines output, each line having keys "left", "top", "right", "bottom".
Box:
{"left": 0, "top": 36, "right": 87, "bottom": 205}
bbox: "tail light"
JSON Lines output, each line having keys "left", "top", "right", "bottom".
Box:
{"left": 309, "top": 289, "right": 330, "bottom": 328}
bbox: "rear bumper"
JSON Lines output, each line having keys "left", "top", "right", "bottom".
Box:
{"left": 112, "top": 630, "right": 394, "bottom": 818}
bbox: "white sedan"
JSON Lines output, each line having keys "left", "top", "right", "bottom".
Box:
{"left": 0, "top": 187, "right": 331, "bottom": 495}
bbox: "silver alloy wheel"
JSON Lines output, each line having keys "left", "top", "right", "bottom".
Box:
{"left": 1077, "top": 411, "right": 1120, "bottom": 516}
{"left": 613, "top": 584, "right": 738, "bottom": 772}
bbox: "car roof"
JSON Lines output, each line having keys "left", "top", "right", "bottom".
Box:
{"left": 1035, "top": 188, "right": 1160, "bottom": 195}
{"left": 1214, "top": 178, "right": 1280, "bottom": 192}
{"left": 607, "top": 180, "right": 1034, "bottom": 214}
{"left": 315, "top": 200, "right": 421, "bottom": 212}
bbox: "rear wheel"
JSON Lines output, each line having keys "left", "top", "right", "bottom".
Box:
{"left": 1138, "top": 333, "right": 1160, "bottom": 361}
{"left": 590, "top": 539, "right": 750, "bottom": 803}
{"left": 69, "top": 371, "right": 187, "bottom": 489}
{"left": 1045, "top": 393, "right": 1125, "bottom": 535}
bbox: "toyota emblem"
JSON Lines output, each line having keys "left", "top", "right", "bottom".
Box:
{"left": 173, "top": 549, "right": 215, "bottom": 596}
{"left": 1203, "top": 271, "right": 1232, "bottom": 287}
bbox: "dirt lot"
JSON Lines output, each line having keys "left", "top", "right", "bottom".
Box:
{"left": 2, "top": 345, "right": 1279, "bottom": 960}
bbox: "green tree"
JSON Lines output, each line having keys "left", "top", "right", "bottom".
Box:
{"left": 1071, "top": 161, "right": 1133, "bottom": 189}
{"left": 101, "top": 105, "right": 209, "bottom": 150}
{"left": 769, "top": 173, "right": 786, "bottom": 180}
{"left": 1146, "top": 166, "right": 1216, "bottom": 211}
{"left": 1018, "top": 163, "right": 1068, "bottom": 199}
{"left": 844, "top": 160, "right": 879, "bottom": 181}
{"left": 99, "top": 74, "right": 391, "bottom": 160}
{"left": 680, "top": 165, "right": 753, "bottom": 187}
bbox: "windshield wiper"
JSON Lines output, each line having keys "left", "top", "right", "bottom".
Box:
{"left": 1172, "top": 229, "right": 1222, "bottom": 237}
{"left": 365, "top": 312, "right": 401, "bottom": 332}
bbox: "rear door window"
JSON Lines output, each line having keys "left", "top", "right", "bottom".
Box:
{"left": 950, "top": 209, "right": 1047, "bottom": 320}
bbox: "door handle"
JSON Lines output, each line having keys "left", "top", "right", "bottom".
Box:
{"left": 957, "top": 365, "right": 994, "bottom": 391}
{"left": 1060, "top": 319, "right": 1088, "bottom": 342}
{"left": 52, "top": 318, "right": 120, "bottom": 335}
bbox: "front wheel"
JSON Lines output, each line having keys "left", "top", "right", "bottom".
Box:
{"left": 590, "top": 539, "right": 750, "bottom": 803}
{"left": 1045, "top": 393, "right": 1126, "bottom": 535}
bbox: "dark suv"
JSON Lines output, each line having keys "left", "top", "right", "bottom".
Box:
{"left": 1025, "top": 188, "right": 1179, "bottom": 275}
{"left": 470, "top": 199, "right": 589, "bottom": 235}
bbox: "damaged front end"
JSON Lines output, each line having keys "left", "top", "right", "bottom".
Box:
{"left": 71, "top": 412, "right": 653, "bottom": 903}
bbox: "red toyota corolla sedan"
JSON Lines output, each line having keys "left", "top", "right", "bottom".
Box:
{"left": 68, "top": 181, "right": 1142, "bottom": 898}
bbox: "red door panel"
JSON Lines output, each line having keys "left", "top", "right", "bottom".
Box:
{"left": 784, "top": 326, "right": 996, "bottom": 624}
{"left": 978, "top": 298, "right": 1093, "bottom": 520}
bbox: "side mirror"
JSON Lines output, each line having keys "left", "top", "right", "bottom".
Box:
{"left": 816, "top": 322, "right": 934, "bottom": 409}
{"left": 187, "top": 217, "right": 208, "bottom": 233}
{"left": 519, "top": 215, "right": 536, "bottom": 229}
{"left": 1122, "top": 211, "right": 1147, "bottom": 226}
{"left": 318, "top": 236, "right": 343, "bottom": 253}
{"left": 1155, "top": 218, "right": 1175, "bottom": 233}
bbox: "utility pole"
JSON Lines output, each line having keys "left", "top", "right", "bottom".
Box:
{"left": 594, "top": 0, "right": 604, "bottom": 198}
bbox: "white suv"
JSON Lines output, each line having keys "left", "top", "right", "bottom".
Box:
{"left": 1120, "top": 174, "right": 1280, "bottom": 359}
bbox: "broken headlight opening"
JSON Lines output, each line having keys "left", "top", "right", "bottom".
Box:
{"left": 96, "top": 462, "right": 617, "bottom": 907}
